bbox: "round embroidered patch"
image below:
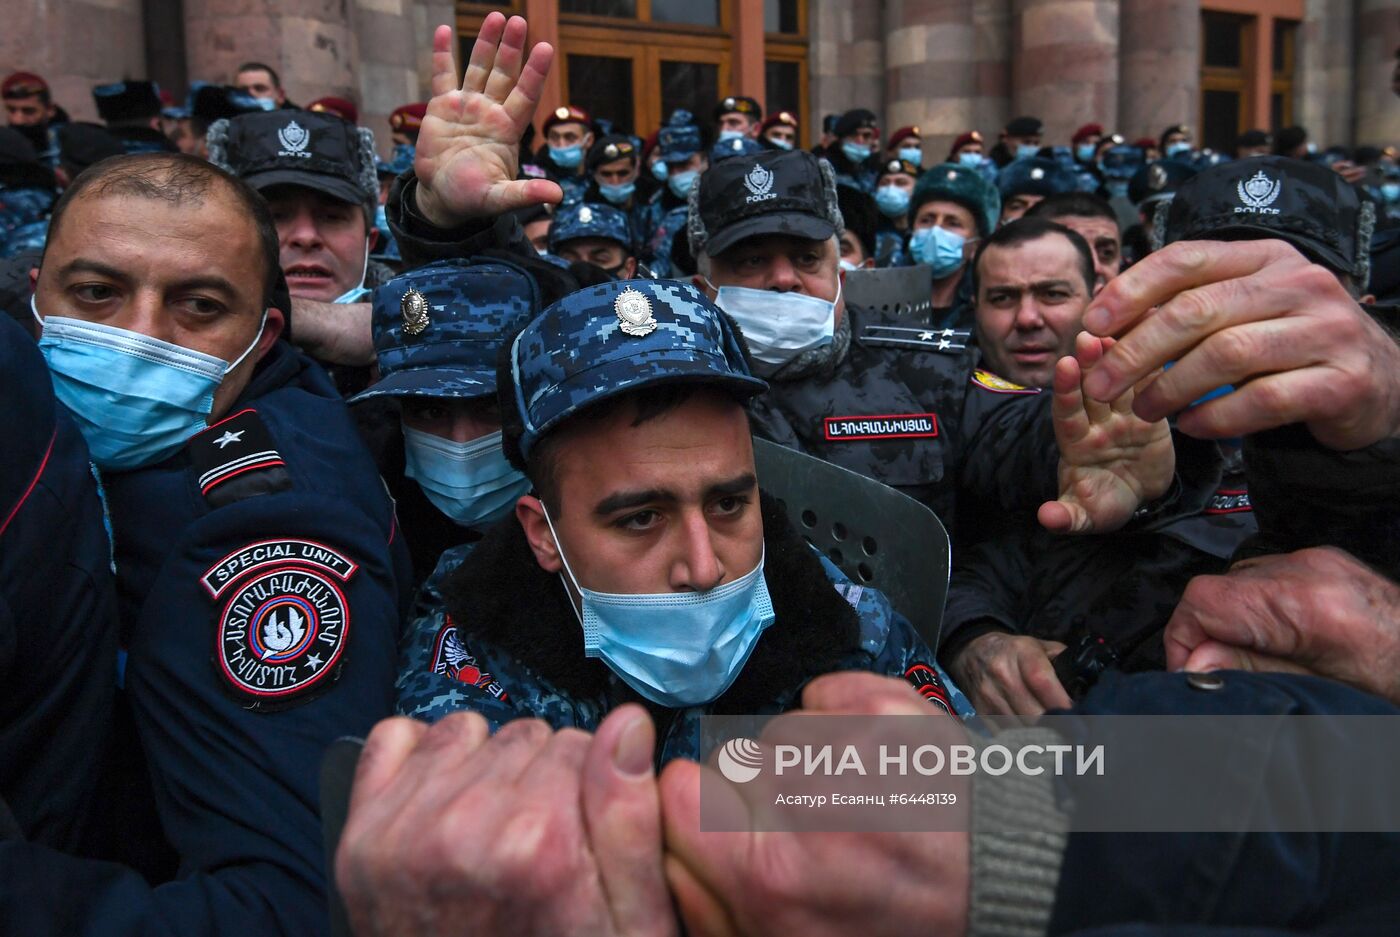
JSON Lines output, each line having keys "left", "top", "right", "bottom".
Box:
{"left": 217, "top": 566, "right": 348, "bottom": 705}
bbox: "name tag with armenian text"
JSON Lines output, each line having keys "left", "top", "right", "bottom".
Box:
{"left": 823, "top": 413, "right": 938, "bottom": 441}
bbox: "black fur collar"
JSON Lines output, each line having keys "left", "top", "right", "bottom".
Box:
{"left": 439, "top": 493, "right": 864, "bottom": 712}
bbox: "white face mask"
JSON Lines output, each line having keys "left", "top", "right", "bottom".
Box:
{"left": 705, "top": 277, "right": 841, "bottom": 374}
{"left": 332, "top": 239, "right": 372, "bottom": 304}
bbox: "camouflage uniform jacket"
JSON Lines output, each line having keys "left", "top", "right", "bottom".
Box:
{"left": 640, "top": 190, "right": 690, "bottom": 278}
{"left": 0, "top": 186, "right": 54, "bottom": 259}
{"left": 747, "top": 302, "right": 1062, "bottom": 533}
{"left": 396, "top": 494, "right": 970, "bottom": 765}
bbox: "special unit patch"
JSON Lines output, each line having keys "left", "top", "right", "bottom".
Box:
{"left": 214, "top": 561, "right": 354, "bottom": 709}
{"left": 905, "top": 662, "right": 953, "bottom": 716}
{"left": 431, "top": 619, "right": 508, "bottom": 701}
{"left": 201, "top": 538, "right": 358, "bottom": 598}
{"left": 970, "top": 369, "right": 1040, "bottom": 394}
{"left": 823, "top": 413, "right": 938, "bottom": 442}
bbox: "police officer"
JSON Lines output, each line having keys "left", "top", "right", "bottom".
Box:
{"left": 641, "top": 110, "right": 706, "bottom": 277}
{"left": 822, "top": 108, "right": 880, "bottom": 193}
{"left": 0, "top": 314, "right": 119, "bottom": 853}
{"left": 92, "top": 80, "right": 176, "bottom": 155}
{"left": 757, "top": 109, "right": 799, "bottom": 151}
{"left": 1160, "top": 122, "right": 1195, "bottom": 161}
{"left": 16, "top": 151, "right": 410, "bottom": 933}
{"left": 997, "top": 155, "right": 1079, "bottom": 225}
{"left": 714, "top": 95, "right": 762, "bottom": 141}
{"left": 395, "top": 277, "right": 968, "bottom": 753}
{"left": 871, "top": 156, "right": 919, "bottom": 267}
{"left": 388, "top": 102, "right": 426, "bottom": 147}
{"left": 535, "top": 104, "right": 594, "bottom": 201}
{"left": 886, "top": 125, "right": 922, "bottom": 166}
{"left": 2, "top": 72, "right": 64, "bottom": 167}
{"left": 548, "top": 201, "right": 639, "bottom": 279}
{"left": 906, "top": 161, "right": 1000, "bottom": 326}
{"left": 350, "top": 260, "right": 544, "bottom": 588}
{"left": 0, "top": 128, "right": 56, "bottom": 258}
{"left": 687, "top": 150, "right": 1180, "bottom": 534}
{"left": 991, "top": 115, "right": 1043, "bottom": 168}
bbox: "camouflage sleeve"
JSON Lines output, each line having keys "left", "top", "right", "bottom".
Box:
{"left": 818, "top": 554, "right": 975, "bottom": 720}
{"left": 395, "top": 605, "right": 519, "bottom": 729}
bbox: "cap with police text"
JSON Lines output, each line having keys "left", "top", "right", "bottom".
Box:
{"left": 548, "top": 202, "right": 632, "bottom": 252}
{"left": 505, "top": 279, "right": 765, "bottom": 461}
{"left": 207, "top": 109, "right": 378, "bottom": 210}
{"left": 689, "top": 149, "right": 842, "bottom": 257}
{"left": 93, "top": 81, "right": 162, "bottom": 123}
{"left": 715, "top": 96, "right": 761, "bottom": 123}
{"left": 1162, "top": 155, "right": 1370, "bottom": 281}
{"left": 351, "top": 258, "right": 543, "bottom": 403}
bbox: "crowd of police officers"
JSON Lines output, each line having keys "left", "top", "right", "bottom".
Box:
{"left": 2, "top": 10, "right": 1400, "bottom": 937}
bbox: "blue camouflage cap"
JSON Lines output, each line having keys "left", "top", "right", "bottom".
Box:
{"left": 659, "top": 110, "right": 703, "bottom": 163}
{"left": 710, "top": 136, "right": 765, "bottom": 163}
{"left": 351, "top": 258, "right": 543, "bottom": 403}
{"left": 548, "top": 201, "right": 633, "bottom": 252}
{"left": 506, "top": 279, "right": 766, "bottom": 461}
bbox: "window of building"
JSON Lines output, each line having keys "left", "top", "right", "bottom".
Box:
{"left": 1198, "top": 1, "right": 1303, "bottom": 153}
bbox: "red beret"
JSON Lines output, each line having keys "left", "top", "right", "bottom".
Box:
{"left": 1071, "top": 123, "right": 1104, "bottom": 145}
{"left": 1132, "top": 136, "right": 1157, "bottom": 151}
{"left": 946, "top": 130, "right": 983, "bottom": 160}
{"left": 2, "top": 71, "right": 49, "bottom": 100}
{"left": 887, "top": 125, "right": 921, "bottom": 148}
{"left": 758, "top": 110, "right": 798, "bottom": 134}
{"left": 542, "top": 104, "right": 591, "bottom": 134}
{"left": 307, "top": 96, "right": 358, "bottom": 125}
{"left": 389, "top": 102, "right": 427, "bottom": 133}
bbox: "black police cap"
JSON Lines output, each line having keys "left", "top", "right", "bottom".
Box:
{"left": 714, "top": 96, "right": 762, "bottom": 122}
{"left": 1005, "top": 115, "right": 1043, "bottom": 137}
{"left": 208, "top": 109, "right": 377, "bottom": 210}
{"left": 586, "top": 133, "right": 638, "bottom": 172}
{"left": 55, "top": 122, "right": 124, "bottom": 172}
{"left": 1162, "top": 155, "right": 1369, "bottom": 281}
{"left": 832, "top": 109, "right": 878, "bottom": 139}
{"left": 692, "top": 149, "right": 840, "bottom": 257}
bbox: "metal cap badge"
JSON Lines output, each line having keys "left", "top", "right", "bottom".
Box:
{"left": 614, "top": 287, "right": 656, "bottom": 337}
{"left": 401, "top": 287, "right": 429, "bottom": 336}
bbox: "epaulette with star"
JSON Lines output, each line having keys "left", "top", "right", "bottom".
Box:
{"left": 187, "top": 409, "right": 291, "bottom": 508}
{"left": 860, "top": 325, "right": 971, "bottom": 353}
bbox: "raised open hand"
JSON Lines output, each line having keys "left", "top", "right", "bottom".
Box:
{"left": 414, "top": 15, "right": 563, "bottom": 228}
{"left": 1039, "top": 332, "right": 1174, "bottom": 534}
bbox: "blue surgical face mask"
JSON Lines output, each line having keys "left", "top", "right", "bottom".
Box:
{"left": 34, "top": 296, "right": 267, "bottom": 471}
{"left": 550, "top": 144, "right": 584, "bottom": 168}
{"left": 1382, "top": 183, "right": 1400, "bottom": 203}
{"left": 842, "top": 141, "right": 873, "bottom": 164}
{"left": 707, "top": 277, "right": 840, "bottom": 373}
{"left": 838, "top": 259, "right": 860, "bottom": 273}
{"left": 958, "top": 151, "right": 983, "bottom": 169}
{"left": 768, "top": 137, "right": 794, "bottom": 151}
{"left": 332, "top": 240, "right": 372, "bottom": 304}
{"left": 668, "top": 168, "right": 699, "bottom": 198}
{"left": 874, "top": 184, "right": 911, "bottom": 218}
{"left": 542, "top": 504, "right": 775, "bottom": 707}
{"left": 253, "top": 97, "right": 277, "bottom": 112}
{"left": 1076, "top": 143, "right": 1097, "bottom": 162}
{"left": 402, "top": 426, "right": 531, "bottom": 529}
{"left": 598, "top": 180, "right": 636, "bottom": 205}
{"left": 898, "top": 146, "right": 923, "bottom": 165}
{"left": 1165, "top": 141, "right": 1192, "bottom": 158}
{"left": 718, "top": 129, "right": 745, "bottom": 142}
{"left": 651, "top": 159, "right": 670, "bottom": 182}
{"left": 909, "top": 225, "right": 969, "bottom": 279}
{"left": 1015, "top": 143, "right": 1040, "bottom": 161}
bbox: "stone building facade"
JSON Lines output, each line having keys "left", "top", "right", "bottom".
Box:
{"left": 4, "top": 0, "right": 1396, "bottom": 160}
